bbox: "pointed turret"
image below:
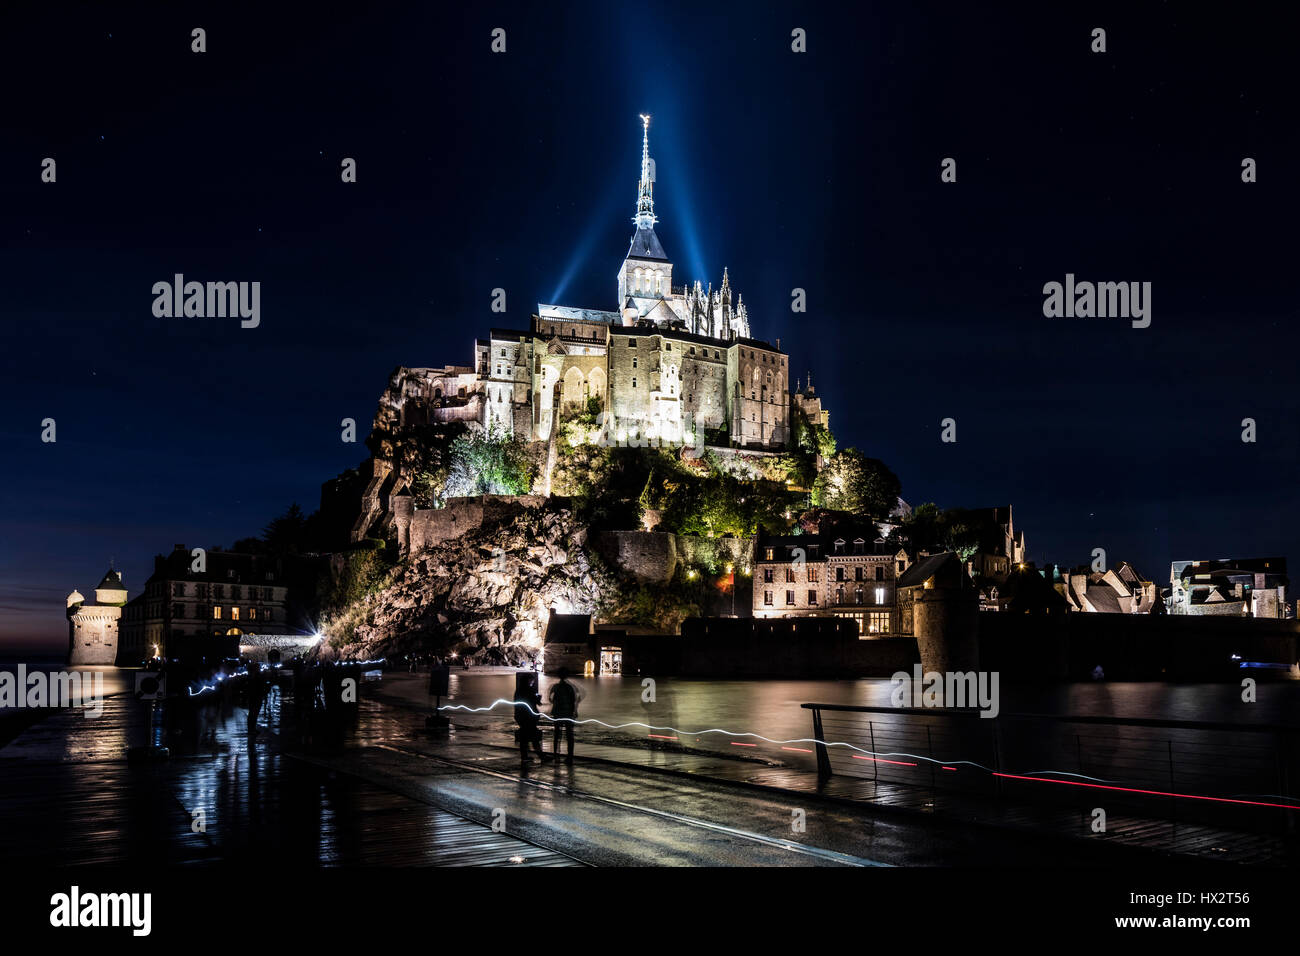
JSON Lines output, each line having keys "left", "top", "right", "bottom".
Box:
{"left": 618, "top": 114, "right": 673, "bottom": 318}
{"left": 634, "top": 113, "right": 657, "bottom": 231}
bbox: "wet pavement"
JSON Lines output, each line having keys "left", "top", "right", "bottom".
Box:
{"left": 1, "top": 666, "right": 1293, "bottom": 866}
{"left": 0, "top": 670, "right": 576, "bottom": 866}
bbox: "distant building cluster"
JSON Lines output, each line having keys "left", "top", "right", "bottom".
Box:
{"left": 752, "top": 505, "right": 1027, "bottom": 636}
{"left": 117, "top": 545, "right": 307, "bottom": 663}
{"left": 1167, "top": 557, "right": 1289, "bottom": 618}
{"left": 1061, "top": 561, "right": 1160, "bottom": 614}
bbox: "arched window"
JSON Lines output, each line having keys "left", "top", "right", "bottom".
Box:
{"left": 587, "top": 367, "right": 606, "bottom": 405}
{"left": 562, "top": 367, "right": 584, "bottom": 406}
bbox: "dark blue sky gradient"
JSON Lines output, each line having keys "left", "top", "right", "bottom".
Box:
{"left": 2, "top": 2, "right": 1296, "bottom": 647}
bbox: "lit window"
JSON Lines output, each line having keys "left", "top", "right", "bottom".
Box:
{"left": 249, "top": 608, "right": 256, "bottom": 620}
{"left": 875, "top": 588, "right": 886, "bottom": 604}
{"left": 764, "top": 548, "right": 774, "bottom": 560}
{"left": 231, "top": 607, "right": 240, "bottom": 621}
{"left": 213, "top": 606, "right": 222, "bottom": 619}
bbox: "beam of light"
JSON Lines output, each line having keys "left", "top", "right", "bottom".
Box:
{"left": 991, "top": 772, "right": 1300, "bottom": 811}
{"left": 852, "top": 755, "right": 918, "bottom": 767}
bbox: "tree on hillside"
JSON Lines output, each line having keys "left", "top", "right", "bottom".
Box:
{"left": 811, "top": 449, "right": 900, "bottom": 517}
{"left": 792, "top": 405, "right": 836, "bottom": 460}
{"left": 443, "top": 423, "right": 536, "bottom": 498}
{"left": 263, "top": 503, "right": 309, "bottom": 554}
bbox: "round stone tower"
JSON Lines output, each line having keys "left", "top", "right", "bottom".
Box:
{"left": 67, "top": 568, "right": 127, "bottom": 665}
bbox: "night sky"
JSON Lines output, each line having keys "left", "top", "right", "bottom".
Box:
{"left": 2, "top": 2, "right": 1296, "bottom": 648}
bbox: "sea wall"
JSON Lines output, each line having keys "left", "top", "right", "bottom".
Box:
{"left": 619, "top": 619, "right": 919, "bottom": 678}
{"left": 979, "top": 612, "right": 1299, "bottom": 681}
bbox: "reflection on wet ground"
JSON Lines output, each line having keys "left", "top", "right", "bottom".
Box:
{"left": 0, "top": 671, "right": 576, "bottom": 866}
{"left": 2, "top": 666, "right": 1295, "bottom": 866}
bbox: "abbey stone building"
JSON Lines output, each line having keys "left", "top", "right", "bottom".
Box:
{"left": 373, "top": 116, "right": 814, "bottom": 456}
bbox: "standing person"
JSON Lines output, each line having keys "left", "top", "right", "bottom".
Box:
{"left": 246, "top": 661, "right": 267, "bottom": 735}
{"left": 547, "top": 668, "right": 584, "bottom": 764}
{"left": 513, "top": 673, "right": 546, "bottom": 768}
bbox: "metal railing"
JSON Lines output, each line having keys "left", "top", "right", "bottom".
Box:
{"left": 803, "top": 702, "right": 1299, "bottom": 834}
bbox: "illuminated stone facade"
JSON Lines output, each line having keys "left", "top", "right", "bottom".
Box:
{"left": 66, "top": 568, "right": 127, "bottom": 665}
{"left": 377, "top": 116, "right": 807, "bottom": 454}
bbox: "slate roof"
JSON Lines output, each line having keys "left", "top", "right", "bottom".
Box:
{"left": 96, "top": 568, "right": 126, "bottom": 591}
{"left": 896, "top": 551, "right": 962, "bottom": 589}
{"left": 1084, "top": 586, "right": 1123, "bottom": 614}
{"left": 626, "top": 225, "right": 668, "bottom": 261}
{"left": 537, "top": 304, "right": 620, "bottom": 325}
{"left": 544, "top": 612, "right": 593, "bottom": 644}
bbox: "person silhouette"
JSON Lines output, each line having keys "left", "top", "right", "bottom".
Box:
{"left": 513, "top": 673, "right": 546, "bottom": 768}
{"left": 548, "top": 668, "right": 584, "bottom": 764}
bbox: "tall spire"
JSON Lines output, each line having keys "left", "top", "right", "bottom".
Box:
{"left": 634, "top": 113, "right": 657, "bottom": 229}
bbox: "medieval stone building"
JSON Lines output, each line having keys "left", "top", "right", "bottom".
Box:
{"left": 66, "top": 568, "right": 127, "bottom": 665}
{"left": 341, "top": 116, "right": 827, "bottom": 548}
{"left": 372, "top": 115, "right": 807, "bottom": 455}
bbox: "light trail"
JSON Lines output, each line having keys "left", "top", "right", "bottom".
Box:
{"left": 991, "top": 772, "right": 1300, "bottom": 811}
{"left": 438, "top": 698, "right": 1007, "bottom": 775}
{"left": 435, "top": 698, "right": 1300, "bottom": 815}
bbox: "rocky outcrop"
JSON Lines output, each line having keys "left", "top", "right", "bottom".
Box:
{"left": 325, "top": 501, "right": 627, "bottom": 665}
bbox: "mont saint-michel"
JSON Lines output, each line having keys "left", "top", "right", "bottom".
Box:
{"left": 5, "top": 2, "right": 1297, "bottom": 912}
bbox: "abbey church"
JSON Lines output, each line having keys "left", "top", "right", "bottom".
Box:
{"left": 377, "top": 116, "right": 828, "bottom": 453}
